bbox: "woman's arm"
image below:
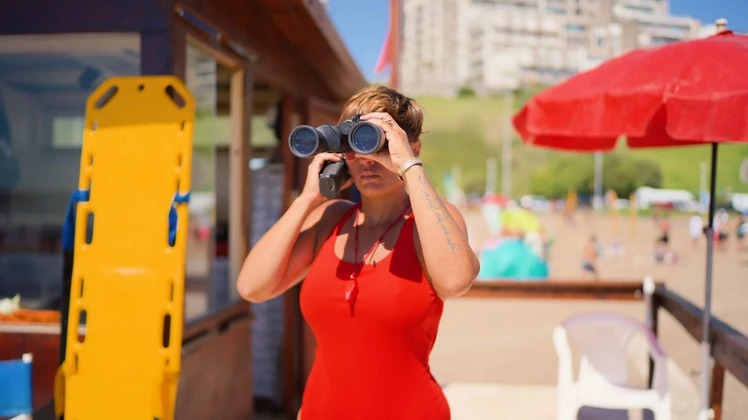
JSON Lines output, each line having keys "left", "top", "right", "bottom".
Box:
{"left": 357, "top": 112, "right": 479, "bottom": 298}
{"left": 236, "top": 152, "right": 348, "bottom": 302}
{"left": 404, "top": 166, "right": 480, "bottom": 297}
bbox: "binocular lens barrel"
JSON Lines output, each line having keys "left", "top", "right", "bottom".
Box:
{"left": 287, "top": 119, "right": 385, "bottom": 158}
{"left": 288, "top": 126, "right": 320, "bottom": 158}
{"left": 349, "top": 122, "right": 385, "bottom": 155}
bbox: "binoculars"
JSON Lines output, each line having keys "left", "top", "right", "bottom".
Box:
{"left": 288, "top": 114, "right": 386, "bottom": 198}
{"left": 287, "top": 114, "right": 386, "bottom": 158}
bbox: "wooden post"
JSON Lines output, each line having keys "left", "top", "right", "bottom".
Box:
{"left": 280, "top": 94, "right": 303, "bottom": 417}
{"left": 228, "top": 69, "right": 252, "bottom": 298}
{"left": 710, "top": 363, "right": 725, "bottom": 420}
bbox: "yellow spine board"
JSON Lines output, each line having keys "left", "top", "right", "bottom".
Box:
{"left": 61, "top": 76, "right": 194, "bottom": 420}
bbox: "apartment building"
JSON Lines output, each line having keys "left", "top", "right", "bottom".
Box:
{"left": 400, "top": 0, "right": 701, "bottom": 96}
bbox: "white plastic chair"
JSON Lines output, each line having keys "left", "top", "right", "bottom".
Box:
{"left": 553, "top": 312, "right": 670, "bottom": 420}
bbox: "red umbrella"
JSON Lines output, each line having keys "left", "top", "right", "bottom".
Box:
{"left": 514, "top": 30, "right": 748, "bottom": 151}
{"left": 513, "top": 29, "right": 748, "bottom": 419}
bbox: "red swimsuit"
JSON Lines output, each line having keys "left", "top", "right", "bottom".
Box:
{"left": 299, "top": 204, "right": 450, "bottom": 419}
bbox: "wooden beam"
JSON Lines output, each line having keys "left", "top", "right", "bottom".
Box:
{"left": 141, "top": 30, "right": 173, "bottom": 75}
{"left": 280, "top": 93, "right": 304, "bottom": 417}
{"left": 177, "top": 1, "right": 335, "bottom": 102}
{"left": 283, "top": 286, "right": 303, "bottom": 417}
{"left": 182, "top": 300, "right": 250, "bottom": 346}
{"left": 172, "top": 19, "right": 187, "bottom": 82}
{"left": 227, "top": 68, "right": 251, "bottom": 300}
{"left": 177, "top": 5, "right": 251, "bottom": 69}
{"left": 297, "top": 0, "right": 365, "bottom": 87}
{"left": 261, "top": 0, "right": 366, "bottom": 99}
{"left": 176, "top": 316, "right": 253, "bottom": 419}
{"left": 463, "top": 280, "right": 652, "bottom": 301}
{"left": 710, "top": 363, "right": 725, "bottom": 420}
{"left": 281, "top": 95, "right": 299, "bottom": 206}
{"left": 308, "top": 97, "right": 344, "bottom": 121}
{"left": 648, "top": 292, "right": 660, "bottom": 388}
{"left": 655, "top": 286, "right": 748, "bottom": 386}
{"left": 711, "top": 326, "right": 748, "bottom": 387}
{"left": 0, "top": 0, "right": 169, "bottom": 35}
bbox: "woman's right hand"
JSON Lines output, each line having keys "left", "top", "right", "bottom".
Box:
{"left": 300, "top": 152, "right": 347, "bottom": 204}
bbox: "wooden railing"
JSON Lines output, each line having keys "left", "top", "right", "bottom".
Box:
{"left": 177, "top": 300, "right": 254, "bottom": 420}
{"left": 464, "top": 280, "right": 653, "bottom": 300}
{"left": 466, "top": 280, "right": 748, "bottom": 420}
{"left": 651, "top": 285, "right": 748, "bottom": 420}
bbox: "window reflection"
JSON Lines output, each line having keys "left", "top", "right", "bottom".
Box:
{"left": 0, "top": 33, "right": 139, "bottom": 309}
{"left": 183, "top": 42, "right": 234, "bottom": 320}
{"left": 249, "top": 82, "right": 286, "bottom": 409}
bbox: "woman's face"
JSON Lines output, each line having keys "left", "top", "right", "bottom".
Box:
{"left": 343, "top": 152, "right": 403, "bottom": 197}
{"left": 343, "top": 137, "right": 421, "bottom": 198}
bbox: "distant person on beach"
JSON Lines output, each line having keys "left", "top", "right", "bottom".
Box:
{"left": 654, "top": 215, "right": 671, "bottom": 263}
{"left": 689, "top": 214, "right": 703, "bottom": 249}
{"left": 582, "top": 235, "right": 599, "bottom": 281}
{"left": 715, "top": 209, "right": 729, "bottom": 251}
{"left": 658, "top": 215, "right": 670, "bottom": 245}
{"left": 564, "top": 190, "right": 577, "bottom": 224}
{"left": 737, "top": 215, "right": 747, "bottom": 251}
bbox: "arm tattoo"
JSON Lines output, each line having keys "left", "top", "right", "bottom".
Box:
{"left": 418, "top": 175, "right": 461, "bottom": 253}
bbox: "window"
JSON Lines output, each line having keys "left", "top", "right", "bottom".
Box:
{"left": 0, "top": 33, "right": 140, "bottom": 308}
{"left": 51, "top": 114, "right": 85, "bottom": 149}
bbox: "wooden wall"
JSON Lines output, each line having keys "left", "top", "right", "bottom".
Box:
{"left": 176, "top": 316, "right": 253, "bottom": 420}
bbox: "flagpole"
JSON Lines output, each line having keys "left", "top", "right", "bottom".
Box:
{"left": 390, "top": 0, "right": 401, "bottom": 90}
{"left": 699, "top": 19, "right": 728, "bottom": 420}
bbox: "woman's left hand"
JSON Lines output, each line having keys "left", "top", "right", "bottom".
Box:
{"left": 359, "top": 112, "right": 416, "bottom": 173}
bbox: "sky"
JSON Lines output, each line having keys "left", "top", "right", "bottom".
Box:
{"left": 325, "top": 0, "right": 748, "bottom": 81}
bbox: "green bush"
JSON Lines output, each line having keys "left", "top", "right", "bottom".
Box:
{"left": 603, "top": 154, "right": 662, "bottom": 198}
{"left": 456, "top": 86, "right": 476, "bottom": 97}
{"left": 530, "top": 153, "right": 662, "bottom": 198}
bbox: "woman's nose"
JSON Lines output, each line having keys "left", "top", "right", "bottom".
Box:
{"left": 355, "top": 154, "right": 376, "bottom": 164}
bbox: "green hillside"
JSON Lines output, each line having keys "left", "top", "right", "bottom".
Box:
{"left": 416, "top": 94, "right": 748, "bottom": 199}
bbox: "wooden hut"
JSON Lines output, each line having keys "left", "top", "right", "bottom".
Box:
{"left": 0, "top": 0, "right": 365, "bottom": 417}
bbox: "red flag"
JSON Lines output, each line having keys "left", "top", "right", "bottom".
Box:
{"left": 374, "top": 0, "right": 399, "bottom": 88}
{"left": 374, "top": 23, "right": 392, "bottom": 75}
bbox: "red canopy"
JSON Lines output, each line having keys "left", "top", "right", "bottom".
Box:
{"left": 513, "top": 31, "right": 748, "bottom": 151}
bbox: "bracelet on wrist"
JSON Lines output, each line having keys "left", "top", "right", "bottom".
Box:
{"left": 397, "top": 157, "right": 423, "bottom": 180}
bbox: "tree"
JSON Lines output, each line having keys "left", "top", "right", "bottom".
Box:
{"left": 603, "top": 154, "right": 662, "bottom": 198}
{"left": 531, "top": 153, "right": 661, "bottom": 199}
{"left": 456, "top": 86, "right": 476, "bottom": 98}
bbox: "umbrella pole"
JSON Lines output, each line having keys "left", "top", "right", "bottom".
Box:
{"left": 699, "top": 142, "right": 718, "bottom": 420}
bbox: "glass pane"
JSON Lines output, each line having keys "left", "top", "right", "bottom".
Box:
{"left": 184, "top": 42, "right": 236, "bottom": 321}
{"left": 52, "top": 115, "right": 85, "bottom": 148}
{"left": 0, "top": 33, "right": 140, "bottom": 309}
{"left": 249, "top": 82, "right": 285, "bottom": 406}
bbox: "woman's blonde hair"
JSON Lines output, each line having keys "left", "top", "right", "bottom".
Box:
{"left": 339, "top": 85, "right": 423, "bottom": 141}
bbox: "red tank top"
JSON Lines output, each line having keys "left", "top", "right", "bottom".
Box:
{"left": 299, "top": 204, "right": 449, "bottom": 420}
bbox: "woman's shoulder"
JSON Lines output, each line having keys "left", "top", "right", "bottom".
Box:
{"left": 311, "top": 199, "right": 357, "bottom": 231}
{"left": 319, "top": 198, "right": 356, "bottom": 216}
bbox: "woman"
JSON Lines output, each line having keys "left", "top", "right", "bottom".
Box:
{"left": 236, "top": 86, "right": 479, "bottom": 419}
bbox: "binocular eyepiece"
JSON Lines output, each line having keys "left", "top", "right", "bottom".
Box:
{"left": 288, "top": 114, "right": 386, "bottom": 158}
